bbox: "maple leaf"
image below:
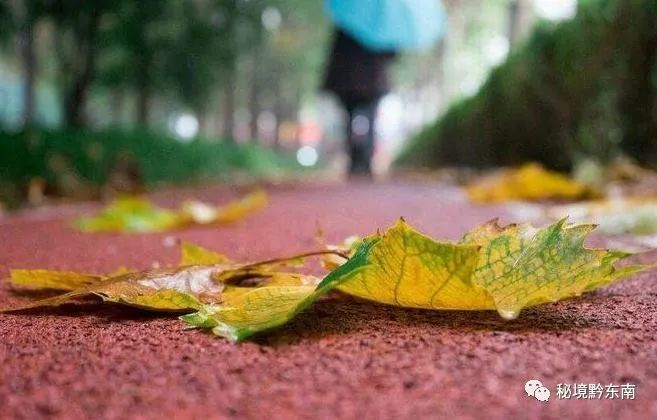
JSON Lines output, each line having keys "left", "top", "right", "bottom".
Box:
{"left": 74, "top": 191, "right": 267, "bottom": 233}
{"left": 466, "top": 163, "right": 595, "bottom": 203}
{"left": 183, "top": 219, "right": 651, "bottom": 341}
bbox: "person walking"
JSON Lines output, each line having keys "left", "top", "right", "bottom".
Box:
{"left": 323, "top": 0, "right": 447, "bottom": 177}
{"left": 323, "top": 29, "right": 396, "bottom": 176}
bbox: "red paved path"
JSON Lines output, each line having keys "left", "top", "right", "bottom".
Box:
{"left": 1, "top": 182, "right": 656, "bottom": 419}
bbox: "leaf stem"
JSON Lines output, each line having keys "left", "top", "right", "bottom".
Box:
{"left": 236, "top": 249, "right": 349, "bottom": 271}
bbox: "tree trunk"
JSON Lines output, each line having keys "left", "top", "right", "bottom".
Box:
{"left": 247, "top": 41, "right": 264, "bottom": 143}
{"left": 110, "top": 90, "right": 124, "bottom": 125}
{"left": 196, "top": 107, "right": 207, "bottom": 138}
{"left": 272, "top": 77, "right": 284, "bottom": 150}
{"left": 248, "top": 71, "right": 260, "bottom": 143}
{"left": 136, "top": 83, "right": 151, "bottom": 128}
{"left": 18, "top": 1, "right": 36, "bottom": 129}
{"left": 61, "top": 7, "right": 102, "bottom": 128}
{"left": 508, "top": 0, "right": 533, "bottom": 47}
{"left": 134, "top": 2, "right": 152, "bottom": 129}
{"left": 618, "top": 0, "right": 657, "bottom": 163}
{"left": 222, "top": 71, "right": 236, "bottom": 142}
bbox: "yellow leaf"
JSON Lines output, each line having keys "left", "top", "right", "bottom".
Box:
{"left": 180, "top": 190, "right": 267, "bottom": 225}
{"left": 6, "top": 265, "right": 226, "bottom": 312}
{"left": 335, "top": 221, "right": 492, "bottom": 310}
{"left": 4, "top": 244, "right": 331, "bottom": 317}
{"left": 210, "top": 190, "right": 268, "bottom": 223}
{"left": 180, "top": 242, "right": 230, "bottom": 265}
{"left": 467, "top": 163, "right": 594, "bottom": 203}
{"left": 186, "top": 273, "right": 321, "bottom": 341}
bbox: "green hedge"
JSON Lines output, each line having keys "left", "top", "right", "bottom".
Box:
{"left": 398, "top": 0, "right": 657, "bottom": 171}
{"left": 0, "top": 128, "right": 294, "bottom": 205}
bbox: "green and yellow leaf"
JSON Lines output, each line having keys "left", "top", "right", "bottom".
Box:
{"left": 184, "top": 219, "right": 651, "bottom": 341}
{"left": 460, "top": 218, "right": 647, "bottom": 319}
{"left": 74, "top": 190, "right": 267, "bottom": 233}
{"left": 75, "top": 197, "right": 179, "bottom": 233}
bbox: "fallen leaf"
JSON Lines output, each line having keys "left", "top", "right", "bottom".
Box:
{"left": 3, "top": 245, "right": 332, "bottom": 315}
{"left": 467, "top": 163, "right": 595, "bottom": 203}
{"left": 74, "top": 191, "right": 267, "bottom": 233}
{"left": 183, "top": 219, "right": 650, "bottom": 341}
{"left": 7, "top": 265, "right": 222, "bottom": 312}
{"left": 75, "top": 197, "right": 179, "bottom": 232}
{"left": 5, "top": 220, "right": 651, "bottom": 342}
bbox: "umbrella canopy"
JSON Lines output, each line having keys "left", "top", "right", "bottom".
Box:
{"left": 326, "top": 0, "right": 447, "bottom": 52}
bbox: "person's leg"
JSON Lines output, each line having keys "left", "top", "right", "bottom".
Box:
{"left": 344, "top": 98, "right": 378, "bottom": 176}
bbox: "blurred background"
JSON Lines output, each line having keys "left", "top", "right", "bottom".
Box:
{"left": 0, "top": 0, "right": 655, "bottom": 207}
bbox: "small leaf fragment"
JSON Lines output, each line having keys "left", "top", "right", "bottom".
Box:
{"left": 179, "top": 190, "right": 267, "bottom": 225}
{"left": 10, "top": 269, "right": 101, "bottom": 291}
{"left": 180, "top": 242, "right": 230, "bottom": 265}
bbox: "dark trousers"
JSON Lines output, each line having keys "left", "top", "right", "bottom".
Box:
{"left": 342, "top": 98, "right": 379, "bottom": 176}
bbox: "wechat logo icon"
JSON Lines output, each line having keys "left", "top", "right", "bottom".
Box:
{"left": 525, "top": 379, "right": 550, "bottom": 402}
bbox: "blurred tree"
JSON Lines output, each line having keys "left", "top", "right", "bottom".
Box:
{"left": 3, "top": 0, "right": 44, "bottom": 129}
{"left": 257, "top": 0, "right": 328, "bottom": 146}
{"left": 46, "top": 0, "right": 117, "bottom": 128}
{"left": 18, "top": 0, "right": 36, "bottom": 129}
{"left": 0, "top": 0, "right": 329, "bottom": 143}
{"left": 616, "top": 0, "right": 657, "bottom": 163}
{"left": 98, "top": 0, "right": 177, "bottom": 127}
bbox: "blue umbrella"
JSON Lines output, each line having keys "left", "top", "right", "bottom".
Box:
{"left": 326, "top": 0, "right": 447, "bottom": 52}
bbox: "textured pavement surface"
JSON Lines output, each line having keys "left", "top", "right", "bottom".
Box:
{"left": 1, "top": 182, "right": 656, "bottom": 419}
